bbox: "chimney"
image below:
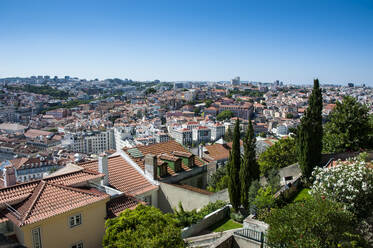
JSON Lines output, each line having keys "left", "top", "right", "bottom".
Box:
{"left": 145, "top": 154, "right": 157, "bottom": 180}
{"left": 98, "top": 153, "right": 109, "bottom": 186}
{"left": 198, "top": 144, "right": 204, "bottom": 159}
{"left": 3, "top": 165, "right": 17, "bottom": 187}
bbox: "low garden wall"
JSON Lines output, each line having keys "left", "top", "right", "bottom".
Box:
{"left": 181, "top": 205, "right": 230, "bottom": 238}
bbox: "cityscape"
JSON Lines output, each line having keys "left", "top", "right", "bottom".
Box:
{"left": 0, "top": 1, "right": 372, "bottom": 248}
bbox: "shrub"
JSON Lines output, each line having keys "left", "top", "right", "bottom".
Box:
{"left": 265, "top": 197, "right": 366, "bottom": 248}
{"left": 258, "top": 137, "right": 297, "bottom": 175}
{"left": 310, "top": 156, "right": 373, "bottom": 218}
{"left": 174, "top": 200, "right": 227, "bottom": 227}
{"left": 103, "top": 204, "right": 185, "bottom": 248}
{"left": 230, "top": 211, "right": 245, "bottom": 223}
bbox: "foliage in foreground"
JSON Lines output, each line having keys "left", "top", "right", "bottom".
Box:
{"left": 296, "top": 79, "right": 323, "bottom": 181}
{"left": 258, "top": 137, "right": 297, "bottom": 175}
{"left": 173, "top": 200, "right": 227, "bottom": 228}
{"left": 240, "top": 119, "right": 259, "bottom": 209}
{"left": 323, "top": 96, "right": 372, "bottom": 153}
{"left": 213, "top": 219, "right": 243, "bottom": 232}
{"left": 207, "top": 166, "right": 229, "bottom": 192}
{"left": 228, "top": 119, "right": 241, "bottom": 210}
{"left": 265, "top": 197, "right": 367, "bottom": 248}
{"left": 310, "top": 155, "right": 373, "bottom": 218}
{"left": 103, "top": 204, "right": 185, "bottom": 248}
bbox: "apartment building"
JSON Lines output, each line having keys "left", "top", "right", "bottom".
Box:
{"left": 209, "top": 124, "right": 225, "bottom": 141}
{"left": 171, "top": 128, "right": 193, "bottom": 146}
{"left": 217, "top": 102, "right": 253, "bottom": 120}
{"left": 192, "top": 126, "right": 211, "bottom": 144}
{"left": 64, "top": 129, "right": 115, "bottom": 154}
{"left": 155, "top": 132, "right": 171, "bottom": 143}
{"left": 0, "top": 157, "right": 62, "bottom": 183}
{"left": 45, "top": 108, "right": 70, "bottom": 119}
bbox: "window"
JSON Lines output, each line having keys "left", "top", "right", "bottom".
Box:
{"left": 69, "top": 214, "right": 82, "bottom": 227}
{"left": 71, "top": 242, "right": 83, "bottom": 248}
{"left": 32, "top": 227, "right": 42, "bottom": 248}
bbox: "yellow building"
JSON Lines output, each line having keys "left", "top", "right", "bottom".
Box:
{"left": 0, "top": 168, "right": 139, "bottom": 248}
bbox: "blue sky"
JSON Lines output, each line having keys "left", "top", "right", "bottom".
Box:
{"left": 0, "top": 0, "right": 372, "bottom": 85}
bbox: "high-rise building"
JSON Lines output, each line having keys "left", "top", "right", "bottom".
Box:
{"left": 231, "top": 76, "right": 240, "bottom": 85}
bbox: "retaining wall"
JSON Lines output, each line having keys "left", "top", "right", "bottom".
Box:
{"left": 181, "top": 205, "right": 230, "bottom": 239}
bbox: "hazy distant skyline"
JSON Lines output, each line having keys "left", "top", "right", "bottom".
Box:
{"left": 1, "top": 0, "right": 372, "bottom": 85}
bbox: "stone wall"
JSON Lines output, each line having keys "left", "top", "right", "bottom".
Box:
{"left": 181, "top": 205, "right": 230, "bottom": 238}
{"left": 158, "top": 183, "right": 229, "bottom": 213}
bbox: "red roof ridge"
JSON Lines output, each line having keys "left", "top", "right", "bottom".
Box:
{"left": 46, "top": 181, "right": 103, "bottom": 197}
{"left": 21, "top": 181, "right": 47, "bottom": 224}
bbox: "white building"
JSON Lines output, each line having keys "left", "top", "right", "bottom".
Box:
{"left": 155, "top": 132, "right": 171, "bottom": 143}
{"left": 210, "top": 124, "right": 225, "bottom": 141}
{"left": 171, "top": 128, "right": 193, "bottom": 146}
{"left": 192, "top": 126, "right": 211, "bottom": 144}
{"left": 114, "top": 126, "right": 135, "bottom": 150}
{"left": 64, "top": 129, "right": 116, "bottom": 154}
{"left": 231, "top": 76, "right": 240, "bottom": 85}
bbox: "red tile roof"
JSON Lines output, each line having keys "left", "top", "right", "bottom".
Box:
{"left": 79, "top": 155, "right": 157, "bottom": 196}
{"left": 0, "top": 169, "right": 104, "bottom": 206}
{"left": 170, "top": 184, "right": 213, "bottom": 195}
{"left": 124, "top": 140, "right": 206, "bottom": 178}
{"left": 106, "top": 194, "right": 142, "bottom": 218}
{"left": 3, "top": 180, "right": 109, "bottom": 226}
{"left": 204, "top": 144, "right": 230, "bottom": 161}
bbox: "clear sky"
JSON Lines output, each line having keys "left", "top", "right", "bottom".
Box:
{"left": 1, "top": 0, "right": 372, "bottom": 85}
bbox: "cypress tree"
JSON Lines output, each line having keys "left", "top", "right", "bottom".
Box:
{"left": 240, "top": 119, "right": 259, "bottom": 209}
{"left": 228, "top": 119, "right": 241, "bottom": 210}
{"left": 297, "top": 79, "right": 323, "bottom": 181}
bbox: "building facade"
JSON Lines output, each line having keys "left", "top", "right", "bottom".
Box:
{"left": 64, "top": 129, "right": 116, "bottom": 154}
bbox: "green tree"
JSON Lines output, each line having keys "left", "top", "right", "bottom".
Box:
{"left": 286, "top": 113, "right": 294, "bottom": 119}
{"left": 224, "top": 127, "right": 233, "bottom": 142}
{"left": 205, "top": 99, "right": 213, "bottom": 108}
{"left": 258, "top": 138, "right": 297, "bottom": 175}
{"left": 193, "top": 107, "right": 200, "bottom": 116}
{"left": 207, "top": 166, "right": 229, "bottom": 192}
{"left": 240, "top": 119, "right": 259, "bottom": 209}
{"left": 265, "top": 197, "right": 366, "bottom": 248}
{"left": 228, "top": 119, "right": 241, "bottom": 210}
{"left": 297, "top": 79, "right": 323, "bottom": 181}
{"left": 217, "top": 110, "right": 234, "bottom": 121}
{"left": 259, "top": 132, "right": 266, "bottom": 138}
{"left": 103, "top": 204, "right": 185, "bottom": 248}
{"left": 145, "top": 87, "right": 156, "bottom": 95}
{"left": 323, "top": 96, "right": 371, "bottom": 153}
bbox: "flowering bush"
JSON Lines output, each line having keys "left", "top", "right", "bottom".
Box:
{"left": 310, "top": 156, "right": 373, "bottom": 217}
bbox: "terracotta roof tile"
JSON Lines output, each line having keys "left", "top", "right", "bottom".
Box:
{"left": 79, "top": 155, "right": 157, "bottom": 196}
{"left": 171, "top": 184, "right": 213, "bottom": 195}
{"left": 0, "top": 169, "right": 104, "bottom": 206}
{"left": 106, "top": 194, "right": 142, "bottom": 218}
{"left": 124, "top": 140, "right": 206, "bottom": 178}
{"left": 3, "top": 181, "right": 109, "bottom": 226}
{"left": 204, "top": 144, "right": 230, "bottom": 161}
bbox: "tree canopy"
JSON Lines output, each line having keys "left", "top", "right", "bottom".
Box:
{"left": 207, "top": 166, "right": 229, "bottom": 192}
{"left": 240, "top": 119, "right": 259, "bottom": 209}
{"left": 103, "top": 204, "right": 185, "bottom": 248}
{"left": 323, "top": 96, "right": 371, "bottom": 153}
{"left": 228, "top": 119, "right": 241, "bottom": 210}
{"left": 217, "top": 110, "right": 234, "bottom": 121}
{"left": 311, "top": 155, "right": 373, "bottom": 218}
{"left": 145, "top": 87, "right": 157, "bottom": 95}
{"left": 258, "top": 137, "right": 297, "bottom": 175}
{"left": 297, "top": 79, "right": 323, "bottom": 180}
{"left": 265, "top": 197, "right": 366, "bottom": 248}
